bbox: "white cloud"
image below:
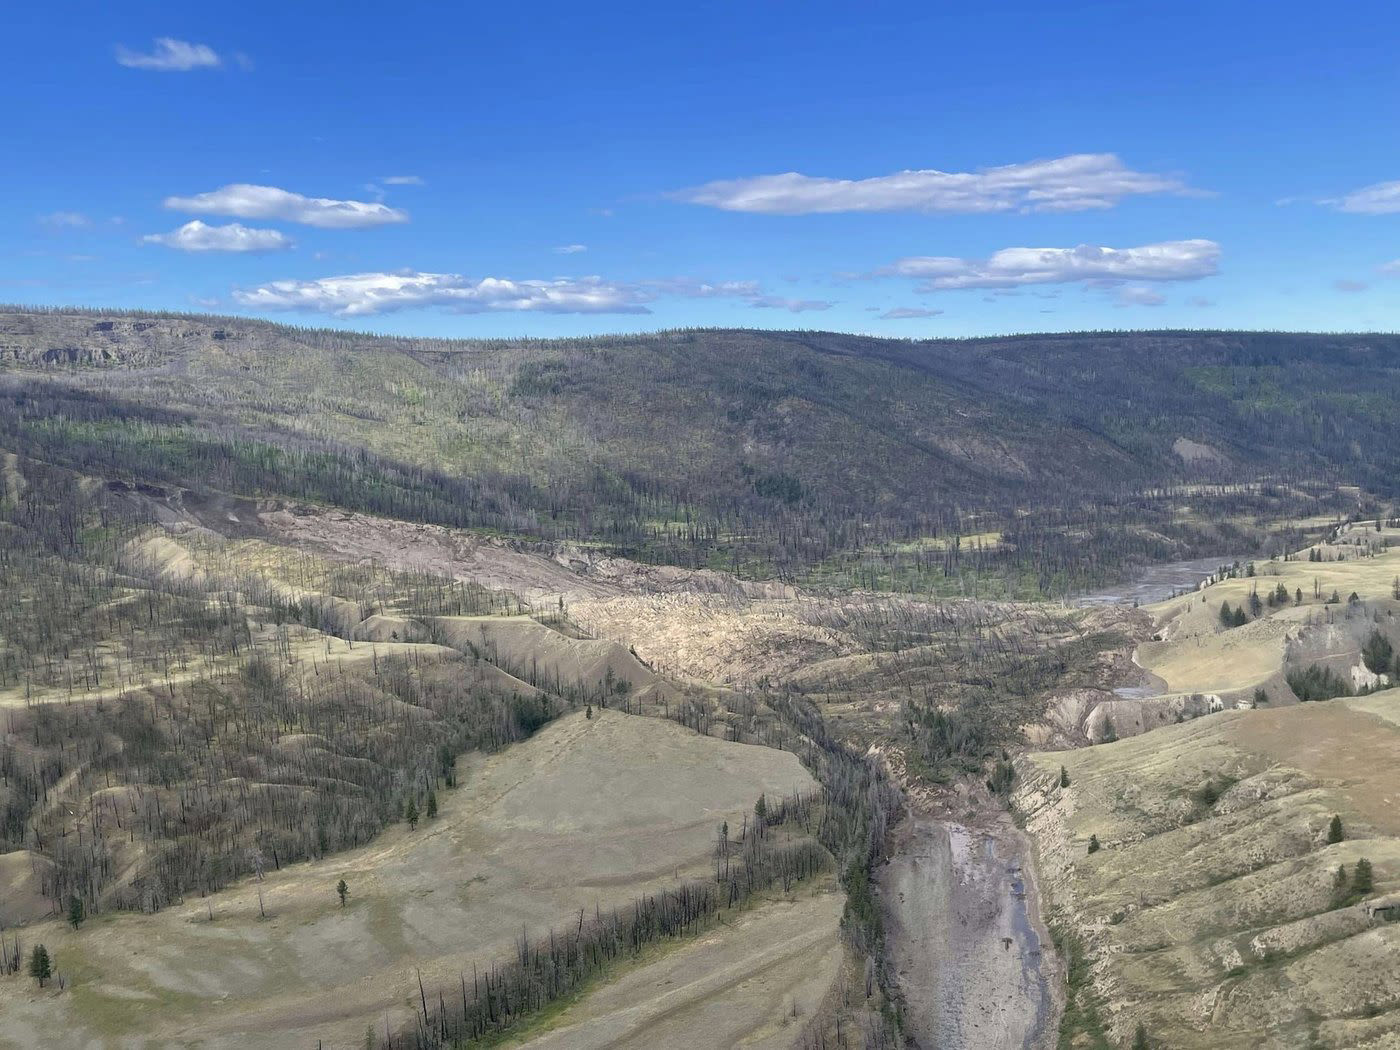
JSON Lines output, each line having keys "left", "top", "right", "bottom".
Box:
{"left": 381, "top": 175, "right": 425, "bottom": 186}
{"left": 38, "top": 211, "right": 92, "bottom": 229}
{"left": 1377, "top": 260, "right": 1400, "bottom": 276}
{"left": 554, "top": 244, "right": 588, "bottom": 254}
{"left": 647, "top": 278, "right": 763, "bottom": 299}
{"left": 115, "top": 38, "right": 223, "bottom": 72}
{"left": 1114, "top": 286, "right": 1166, "bottom": 307}
{"left": 1325, "top": 180, "right": 1400, "bottom": 214}
{"left": 1333, "top": 279, "right": 1368, "bottom": 293}
{"left": 165, "top": 184, "right": 408, "bottom": 229}
{"left": 886, "top": 239, "right": 1220, "bottom": 290}
{"left": 233, "top": 271, "right": 653, "bottom": 317}
{"left": 748, "top": 295, "right": 834, "bottom": 313}
{"left": 881, "top": 307, "right": 944, "bottom": 319}
{"left": 673, "top": 153, "right": 1197, "bottom": 215}
{"left": 643, "top": 278, "right": 830, "bottom": 311}
{"left": 142, "top": 220, "right": 292, "bottom": 253}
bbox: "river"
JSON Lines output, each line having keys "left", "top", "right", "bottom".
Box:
{"left": 1074, "top": 555, "right": 1243, "bottom": 608}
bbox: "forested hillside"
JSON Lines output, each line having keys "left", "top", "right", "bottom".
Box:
{"left": 3, "top": 308, "right": 1396, "bottom": 595}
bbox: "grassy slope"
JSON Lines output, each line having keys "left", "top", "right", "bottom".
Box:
{"left": 1022, "top": 529, "right": 1400, "bottom": 1049}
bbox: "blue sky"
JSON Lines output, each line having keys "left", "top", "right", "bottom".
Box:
{"left": 7, "top": 0, "right": 1400, "bottom": 338}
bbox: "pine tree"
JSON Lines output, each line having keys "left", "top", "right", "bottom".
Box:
{"left": 1060, "top": 765, "right": 1070, "bottom": 788}
{"left": 426, "top": 790, "right": 438, "bottom": 820}
{"left": 1353, "top": 858, "right": 1374, "bottom": 895}
{"left": 28, "top": 944, "right": 51, "bottom": 987}
{"left": 754, "top": 794, "right": 767, "bottom": 822}
{"left": 337, "top": 879, "right": 348, "bottom": 908}
{"left": 67, "top": 895, "right": 84, "bottom": 931}
{"left": 405, "top": 798, "right": 419, "bottom": 830}
{"left": 1088, "top": 834, "right": 1101, "bottom": 854}
{"left": 1132, "top": 1023, "right": 1150, "bottom": 1050}
{"left": 1328, "top": 814, "right": 1344, "bottom": 844}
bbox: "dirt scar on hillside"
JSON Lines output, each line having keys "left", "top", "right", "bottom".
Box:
{"left": 880, "top": 815, "right": 1056, "bottom": 1050}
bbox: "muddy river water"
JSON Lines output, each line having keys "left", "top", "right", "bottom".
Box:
{"left": 1074, "top": 554, "right": 1242, "bottom": 607}
{"left": 880, "top": 814, "right": 1057, "bottom": 1049}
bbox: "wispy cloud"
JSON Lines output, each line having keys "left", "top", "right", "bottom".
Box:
{"left": 165, "top": 184, "right": 407, "bottom": 229}
{"left": 38, "top": 211, "right": 92, "bottom": 229}
{"left": 884, "top": 239, "right": 1220, "bottom": 290}
{"left": 644, "top": 278, "right": 831, "bottom": 312}
{"left": 673, "top": 153, "right": 1199, "bottom": 215}
{"left": 1379, "top": 260, "right": 1400, "bottom": 276}
{"left": 1324, "top": 179, "right": 1400, "bottom": 214}
{"left": 880, "top": 306, "right": 944, "bottom": 319}
{"left": 115, "top": 37, "right": 224, "bottom": 72}
{"left": 1113, "top": 286, "right": 1166, "bottom": 306}
{"left": 381, "top": 175, "right": 425, "bottom": 186}
{"left": 554, "top": 244, "right": 588, "bottom": 254}
{"left": 748, "top": 295, "right": 834, "bottom": 313}
{"left": 233, "top": 271, "right": 653, "bottom": 316}
{"left": 1333, "top": 278, "right": 1368, "bottom": 293}
{"left": 142, "top": 220, "right": 292, "bottom": 253}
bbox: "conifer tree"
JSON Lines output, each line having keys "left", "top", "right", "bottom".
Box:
{"left": 337, "top": 879, "right": 348, "bottom": 908}
{"left": 1353, "top": 858, "right": 1374, "bottom": 895}
{"left": 28, "top": 944, "right": 51, "bottom": 987}
{"left": 67, "top": 895, "right": 84, "bottom": 931}
{"left": 1328, "top": 815, "right": 1344, "bottom": 844}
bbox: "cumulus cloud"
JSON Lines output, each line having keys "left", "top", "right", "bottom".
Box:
{"left": 885, "top": 239, "right": 1219, "bottom": 290}
{"left": 232, "top": 270, "right": 833, "bottom": 317}
{"left": 165, "top": 184, "right": 407, "bottom": 229}
{"left": 554, "top": 244, "right": 588, "bottom": 254}
{"left": 116, "top": 38, "right": 223, "bottom": 72}
{"left": 881, "top": 307, "right": 944, "bottom": 319}
{"left": 673, "top": 153, "right": 1197, "bottom": 215}
{"left": 233, "top": 271, "right": 653, "bottom": 317}
{"left": 1325, "top": 180, "right": 1400, "bottom": 214}
{"left": 142, "top": 220, "right": 292, "bottom": 253}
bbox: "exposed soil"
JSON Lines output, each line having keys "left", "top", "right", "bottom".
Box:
{"left": 880, "top": 808, "right": 1060, "bottom": 1050}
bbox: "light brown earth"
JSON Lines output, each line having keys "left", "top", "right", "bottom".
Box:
{"left": 515, "top": 891, "right": 844, "bottom": 1050}
{"left": 0, "top": 710, "right": 824, "bottom": 1050}
{"left": 1019, "top": 689, "right": 1400, "bottom": 1049}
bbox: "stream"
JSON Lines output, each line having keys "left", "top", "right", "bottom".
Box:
{"left": 880, "top": 815, "right": 1057, "bottom": 1049}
